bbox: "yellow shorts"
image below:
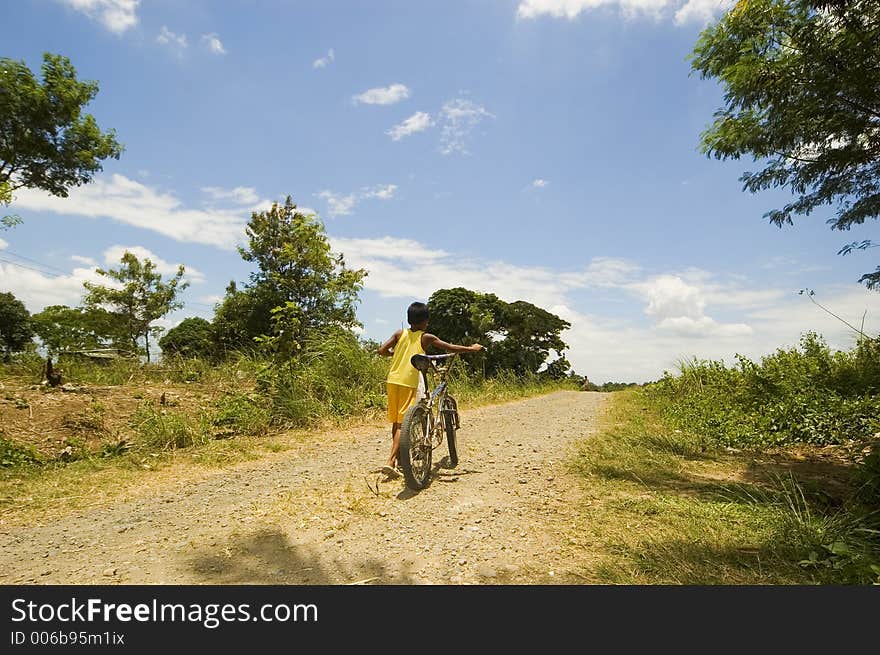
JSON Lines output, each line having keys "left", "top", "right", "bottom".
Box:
{"left": 386, "top": 383, "right": 418, "bottom": 424}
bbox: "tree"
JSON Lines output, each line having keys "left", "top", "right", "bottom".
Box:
{"left": 213, "top": 197, "right": 367, "bottom": 356}
{"left": 490, "top": 300, "right": 571, "bottom": 377}
{"left": 83, "top": 252, "right": 188, "bottom": 362}
{"left": 426, "top": 287, "right": 503, "bottom": 347}
{"left": 1, "top": 180, "right": 20, "bottom": 230}
{"left": 426, "top": 288, "right": 571, "bottom": 377}
{"left": 31, "top": 305, "right": 128, "bottom": 356}
{"left": 0, "top": 53, "right": 123, "bottom": 219}
{"left": 0, "top": 292, "right": 33, "bottom": 361}
{"left": 212, "top": 281, "right": 272, "bottom": 356}
{"left": 690, "top": 0, "right": 880, "bottom": 287}
{"left": 159, "top": 317, "right": 216, "bottom": 360}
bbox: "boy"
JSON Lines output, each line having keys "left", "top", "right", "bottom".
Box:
{"left": 377, "top": 301, "right": 483, "bottom": 477}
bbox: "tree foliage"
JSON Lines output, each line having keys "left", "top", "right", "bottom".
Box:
{"left": 214, "top": 197, "right": 366, "bottom": 356}
{"left": 31, "top": 305, "right": 128, "bottom": 356}
{"left": 83, "top": 252, "right": 188, "bottom": 362}
{"left": 690, "top": 0, "right": 880, "bottom": 287}
{"left": 427, "top": 287, "right": 571, "bottom": 377}
{"left": 158, "top": 317, "right": 216, "bottom": 360}
{"left": 212, "top": 281, "right": 271, "bottom": 356}
{"left": 0, "top": 53, "right": 123, "bottom": 202}
{"left": 0, "top": 292, "right": 33, "bottom": 361}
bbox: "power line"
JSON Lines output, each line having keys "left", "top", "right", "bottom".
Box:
{"left": 0, "top": 251, "right": 215, "bottom": 310}
{"left": 0, "top": 256, "right": 64, "bottom": 278}
{"left": 0, "top": 250, "right": 221, "bottom": 311}
{"left": 3, "top": 249, "right": 72, "bottom": 276}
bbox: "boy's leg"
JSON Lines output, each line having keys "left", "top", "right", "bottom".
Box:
{"left": 385, "top": 383, "right": 417, "bottom": 470}
{"left": 386, "top": 383, "right": 404, "bottom": 469}
{"left": 389, "top": 422, "right": 401, "bottom": 468}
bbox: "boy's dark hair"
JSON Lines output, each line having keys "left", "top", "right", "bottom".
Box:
{"left": 407, "top": 302, "right": 429, "bottom": 326}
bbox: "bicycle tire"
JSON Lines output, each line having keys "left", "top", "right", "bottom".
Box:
{"left": 399, "top": 402, "right": 432, "bottom": 490}
{"left": 442, "top": 396, "right": 459, "bottom": 467}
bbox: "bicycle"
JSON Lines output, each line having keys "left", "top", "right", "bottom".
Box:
{"left": 398, "top": 353, "right": 462, "bottom": 490}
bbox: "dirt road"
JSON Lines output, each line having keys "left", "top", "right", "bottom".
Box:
{"left": 0, "top": 391, "right": 608, "bottom": 585}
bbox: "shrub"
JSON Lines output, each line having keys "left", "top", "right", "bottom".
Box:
{"left": 130, "top": 402, "right": 211, "bottom": 450}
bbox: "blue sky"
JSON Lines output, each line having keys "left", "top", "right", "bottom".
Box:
{"left": 2, "top": 0, "right": 879, "bottom": 383}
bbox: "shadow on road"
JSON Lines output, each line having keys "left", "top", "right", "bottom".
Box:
{"left": 186, "top": 528, "right": 416, "bottom": 585}
{"left": 394, "top": 457, "right": 483, "bottom": 499}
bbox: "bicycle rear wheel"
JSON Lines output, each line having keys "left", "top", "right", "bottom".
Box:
{"left": 442, "top": 396, "right": 459, "bottom": 467}
{"left": 399, "top": 402, "right": 432, "bottom": 490}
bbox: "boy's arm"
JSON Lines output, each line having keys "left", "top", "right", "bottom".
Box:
{"left": 422, "top": 333, "right": 484, "bottom": 354}
{"left": 378, "top": 330, "right": 403, "bottom": 357}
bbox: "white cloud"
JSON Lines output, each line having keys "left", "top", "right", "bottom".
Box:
{"left": 353, "top": 84, "right": 410, "bottom": 106}
{"left": 313, "top": 48, "right": 335, "bottom": 69}
{"left": 201, "top": 186, "right": 260, "bottom": 205}
{"left": 59, "top": 0, "right": 139, "bottom": 33}
{"left": 331, "top": 236, "right": 448, "bottom": 263}
{"left": 439, "top": 99, "right": 494, "bottom": 155}
{"left": 157, "top": 25, "right": 187, "bottom": 49}
{"left": 381, "top": 99, "right": 492, "bottom": 152}
{"left": 317, "top": 184, "right": 397, "bottom": 218}
{"left": 0, "top": 244, "right": 204, "bottom": 314}
{"left": 568, "top": 257, "right": 641, "bottom": 288}
{"left": 334, "top": 234, "right": 880, "bottom": 383}
{"left": 638, "top": 275, "right": 706, "bottom": 321}
{"left": 201, "top": 33, "right": 227, "bottom": 55}
{"left": 531, "top": 178, "right": 549, "bottom": 189}
{"left": 654, "top": 315, "right": 753, "bottom": 338}
{"left": 629, "top": 274, "right": 753, "bottom": 338}
{"left": 364, "top": 184, "right": 397, "bottom": 200}
{"left": 675, "top": 0, "right": 736, "bottom": 25}
{"left": 386, "top": 112, "right": 434, "bottom": 141}
{"left": 316, "top": 191, "right": 357, "bottom": 218}
{"left": 70, "top": 255, "right": 97, "bottom": 267}
{"left": 0, "top": 260, "right": 105, "bottom": 312}
{"left": 0, "top": 237, "right": 8, "bottom": 250}
{"left": 102, "top": 245, "right": 205, "bottom": 284}
{"left": 515, "top": 0, "right": 733, "bottom": 24}
{"left": 12, "top": 174, "right": 250, "bottom": 249}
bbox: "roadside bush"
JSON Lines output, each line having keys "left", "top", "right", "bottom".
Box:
{"left": 651, "top": 333, "right": 880, "bottom": 450}
{"left": 210, "top": 392, "right": 272, "bottom": 436}
{"left": 130, "top": 402, "right": 211, "bottom": 450}
{"left": 650, "top": 332, "right": 880, "bottom": 519}
{"left": 262, "top": 327, "right": 387, "bottom": 427}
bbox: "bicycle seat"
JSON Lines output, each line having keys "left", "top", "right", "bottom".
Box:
{"left": 411, "top": 353, "right": 455, "bottom": 372}
{"left": 410, "top": 354, "right": 432, "bottom": 372}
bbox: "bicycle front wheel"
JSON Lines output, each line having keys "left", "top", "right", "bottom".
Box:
{"left": 399, "top": 402, "right": 432, "bottom": 490}
{"left": 442, "top": 396, "right": 459, "bottom": 467}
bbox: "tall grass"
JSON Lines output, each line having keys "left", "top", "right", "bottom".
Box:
{"left": 570, "top": 389, "right": 880, "bottom": 584}
{"left": 0, "top": 350, "right": 265, "bottom": 388}
{"left": 622, "top": 332, "right": 880, "bottom": 583}
{"left": 653, "top": 333, "right": 880, "bottom": 450}
{"left": 263, "top": 327, "right": 388, "bottom": 427}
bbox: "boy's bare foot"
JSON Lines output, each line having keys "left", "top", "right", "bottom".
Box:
{"left": 381, "top": 465, "right": 401, "bottom": 478}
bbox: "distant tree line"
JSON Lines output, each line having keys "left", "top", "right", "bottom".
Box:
{"left": 1, "top": 197, "right": 573, "bottom": 381}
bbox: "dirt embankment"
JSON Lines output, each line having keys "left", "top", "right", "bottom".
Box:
{"left": 0, "top": 391, "right": 608, "bottom": 584}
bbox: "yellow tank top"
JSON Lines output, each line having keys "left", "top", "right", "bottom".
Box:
{"left": 387, "top": 328, "right": 425, "bottom": 388}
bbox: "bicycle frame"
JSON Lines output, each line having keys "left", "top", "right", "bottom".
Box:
{"left": 399, "top": 352, "right": 465, "bottom": 489}
{"left": 413, "top": 354, "right": 458, "bottom": 448}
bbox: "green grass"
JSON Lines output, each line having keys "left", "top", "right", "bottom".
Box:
{"left": 568, "top": 389, "right": 880, "bottom": 584}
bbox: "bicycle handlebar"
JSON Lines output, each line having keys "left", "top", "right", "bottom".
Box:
{"left": 411, "top": 347, "right": 486, "bottom": 372}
